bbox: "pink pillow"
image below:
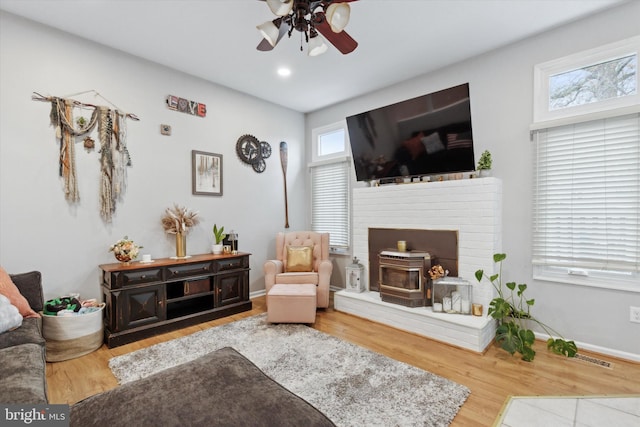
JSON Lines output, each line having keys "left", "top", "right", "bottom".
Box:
{"left": 402, "top": 133, "right": 425, "bottom": 160}
{"left": 0, "top": 266, "right": 40, "bottom": 318}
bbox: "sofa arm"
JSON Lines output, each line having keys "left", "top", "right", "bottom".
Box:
{"left": 9, "top": 271, "right": 44, "bottom": 313}
{"left": 316, "top": 260, "right": 333, "bottom": 308}
{"left": 263, "top": 260, "right": 283, "bottom": 296}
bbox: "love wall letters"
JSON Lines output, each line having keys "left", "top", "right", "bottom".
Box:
{"left": 166, "top": 95, "right": 206, "bottom": 117}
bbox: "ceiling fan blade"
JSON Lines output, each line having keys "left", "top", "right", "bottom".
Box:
{"left": 256, "top": 18, "right": 290, "bottom": 51}
{"left": 257, "top": 38, "right": 275, "bottom": 51}
{"left": 315, "top": 18, "right": 358, "bottom": 54}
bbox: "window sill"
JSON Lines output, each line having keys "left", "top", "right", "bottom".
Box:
{"left": 329, "top": 248, "right": 351, "bottom": 256}
{"left": 533, "top": 272, "right": 639, "bottom": 293}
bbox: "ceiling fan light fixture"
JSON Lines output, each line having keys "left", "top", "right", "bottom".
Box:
{"left": 256, "top": 0, "right": 358, "bottom": 55}
{"left": 277, "top": 67, "right": 292, "bottom": 77}
{"left": 257, "top": 20, "right": 281, "bottom": 47}
{"left": 325, "top": 2, "right": 350, "bottom": 33}
{"left": 308, "top": 33, "right": 328, "bottom": 56}
{"left": 266, "top": 0, "right": 293, "bottom": 16}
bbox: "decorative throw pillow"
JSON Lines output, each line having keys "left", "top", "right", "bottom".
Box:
{"left": 0, "top": 294, "right": 23, "bottom": 333}
{"left": 402, "top": 132, "right": 426, "bottom": 160}
{"left": 421, "top": 132, "right": 446, "bottom": 155}
{"left": 0, "top": 266, "right": 39, "bottom": 318}
{"left": 285, "top": 245, "right": 314, "bottom": 272}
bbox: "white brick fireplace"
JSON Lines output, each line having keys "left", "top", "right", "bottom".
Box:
{"left": 334, "top": 177, "right": 502, "bottom": 352}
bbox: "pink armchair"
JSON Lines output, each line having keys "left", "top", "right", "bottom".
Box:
{"left": 264, "top": 231, "right": 332, "bottom": 308}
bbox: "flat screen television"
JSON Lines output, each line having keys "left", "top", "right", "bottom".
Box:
{"left": 346, "top": 83, "right": 475, "bottom": 182}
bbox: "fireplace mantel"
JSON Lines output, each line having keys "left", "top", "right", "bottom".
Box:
{"left": 335, "top": 177, "right": 502, "bottom": 352}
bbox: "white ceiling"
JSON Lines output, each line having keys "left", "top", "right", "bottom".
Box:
{"left": 0, "top": 0, "right": 625, "bottom": 113}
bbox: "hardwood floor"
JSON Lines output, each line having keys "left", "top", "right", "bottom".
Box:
{"left": 46, "top": 294, "right": 640, "bottom": 426}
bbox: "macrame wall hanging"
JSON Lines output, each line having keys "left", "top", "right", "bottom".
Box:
{"left": 32, "top": 91, "right": 139, "bottom": 222}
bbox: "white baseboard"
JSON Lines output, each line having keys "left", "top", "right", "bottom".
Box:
{"left": 250, "top": 289, "right": 266, "bottom": 299}
{"left": 535, "top": 332, "right": 640, "bottom": 363}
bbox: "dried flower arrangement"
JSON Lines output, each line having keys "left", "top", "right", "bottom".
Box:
{"left": 428, "top": 265, "right": 449, "bottom": 280}
{"left": 161, "top": 203, "right": 200, "bottom": 234}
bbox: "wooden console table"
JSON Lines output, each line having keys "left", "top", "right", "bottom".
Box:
{"left": 100, "top": 252, "right": 252, "bottom": 347}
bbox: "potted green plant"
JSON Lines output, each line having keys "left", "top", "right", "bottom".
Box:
{"left": 477, "top": 150, "right": 492, "bottom": 176}
{"left": 211, "top": 224, "right": 226, "bottom": 255}
{"left": 475, "top": 253, "right": 577, "bottom": 361}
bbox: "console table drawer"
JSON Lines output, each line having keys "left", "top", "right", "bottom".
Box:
{"left": 214, "top": 257, "right": 247, "bottom": 272}
{"left": 166, "top": 262, "right": 212, "bottom": 279}
{"left": 107, "top": 268, "right": 163, "bottom": 288}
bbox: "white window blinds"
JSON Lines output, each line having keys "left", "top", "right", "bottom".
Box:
{"left": 311, "top": 161, "right": 350, "bottom": 249}
{"left": 532, "top": 113, "right": 640, "bottom": 273}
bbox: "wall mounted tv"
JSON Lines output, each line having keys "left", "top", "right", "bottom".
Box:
{"left": 346, "top": 83, "right": 475, "bottom": 182}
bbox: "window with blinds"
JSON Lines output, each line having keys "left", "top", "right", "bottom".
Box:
{"left": 311, "top": 160, "right": 350, "bottom": 249}
{"left": 532, "top": 36, "right": 640, "bottom": 290}
{"left": 532, "top": 113, "right": 640, "bottom": 289}
{"left": 310, "top": 121, "right": 351, "bottom": 251}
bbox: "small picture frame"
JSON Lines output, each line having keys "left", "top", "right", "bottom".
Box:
{"left": 192, "top": 150, "right": 222, "bottom": 196}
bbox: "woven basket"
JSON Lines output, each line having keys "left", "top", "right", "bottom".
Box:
{"left": 42, "top": 304, "right": 105, "bottom": 362}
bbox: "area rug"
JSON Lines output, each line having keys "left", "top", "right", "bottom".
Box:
{"left": 109, "top": 314, "right": 470, "bottom": 427}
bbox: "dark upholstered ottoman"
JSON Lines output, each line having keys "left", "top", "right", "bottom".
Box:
{"left": 70, "top": 347, "right": 335, "bottom": 427}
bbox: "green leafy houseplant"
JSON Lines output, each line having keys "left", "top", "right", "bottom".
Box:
{"left": 475, "top": 253, "right": 577, "bottom": 362}
{"left": 477, "top": 150, "right": 492, "bottom": 170}
{"left": 212, "top": 224, "right": 226, "bottom": 244}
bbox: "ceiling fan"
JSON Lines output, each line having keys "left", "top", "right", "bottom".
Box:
{"left": 256, "top": 0, "right": 359, "bottom": 56}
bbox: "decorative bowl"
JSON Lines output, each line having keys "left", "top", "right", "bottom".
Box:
{"left": 114, "top": 253, "right": 133, "bottom": 263}
{"left": 109, "top": 236, "right": 142, "bottom": 264}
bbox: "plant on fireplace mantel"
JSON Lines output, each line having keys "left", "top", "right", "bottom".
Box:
{"left": 477, "top": 150, "right": 492, "bottom": 177}
{"left": 475, "top": 253, "right": 578, "bottom": 362}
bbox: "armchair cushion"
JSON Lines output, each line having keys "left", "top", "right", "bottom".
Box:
{"left": 276, "top": 272, "right": 319, "bottom": 285}
{"left": 285, "top": 245, "right": 314, "bottom": 272}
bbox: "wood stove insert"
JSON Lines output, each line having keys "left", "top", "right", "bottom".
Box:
{"left": 378, "top": 250, "right": 433, "bottom": 307}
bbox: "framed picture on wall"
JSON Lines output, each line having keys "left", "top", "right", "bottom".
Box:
{"left": 192, "top": 150, "right": 223, "bottom": 196}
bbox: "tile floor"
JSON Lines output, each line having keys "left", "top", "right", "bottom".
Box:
{"left": 494, "top": 395, "right": 640, "bottom": 427}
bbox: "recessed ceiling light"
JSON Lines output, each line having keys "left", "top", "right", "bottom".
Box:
{"left": 277, "top": 67, "right": 291, "bottom": 77}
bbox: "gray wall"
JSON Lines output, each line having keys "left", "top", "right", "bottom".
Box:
{"left": 0, "top": 12, "right": 307, "bottom": 300}
{"left": 306, "top": 2, "right": 640, "bottom": 358}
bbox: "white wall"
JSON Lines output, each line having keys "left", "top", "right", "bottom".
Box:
{"left": 306, "top": 2, "right": 640, "bottom": 358}
{"left": 0, "top": 12, "right": 307, "bottom": 299}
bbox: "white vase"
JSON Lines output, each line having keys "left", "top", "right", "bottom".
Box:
{"left": 211, "top": 244, "right": 223, "bottom": 255}
{"left": 479, "top": 169, "right": 492, "bottom": 177}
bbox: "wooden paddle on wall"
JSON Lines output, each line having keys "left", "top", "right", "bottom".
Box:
{"left": 280, "top": 141, "right": 290, "bottom": 228}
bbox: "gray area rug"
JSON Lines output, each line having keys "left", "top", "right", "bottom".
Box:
{"left": 109, "top": 314, "right": 470, "bottom": 427}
